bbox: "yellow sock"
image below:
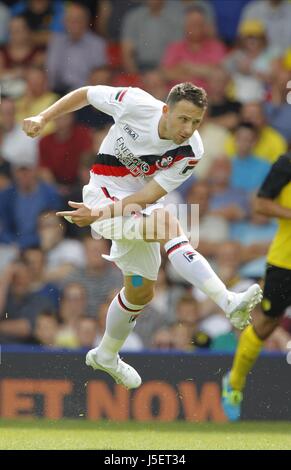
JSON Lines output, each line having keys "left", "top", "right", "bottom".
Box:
{"left": 230, "top": 325, "right": 263, "bottom": 391}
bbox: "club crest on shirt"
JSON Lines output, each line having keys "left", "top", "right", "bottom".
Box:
{"left": 155, "top": 155, "right": 173, "bottom": 169}
{"left": 124, "top": 124, "right": 139, "bottom": 141}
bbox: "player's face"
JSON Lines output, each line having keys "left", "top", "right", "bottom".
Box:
{"left": 164, "top": 100, "right": 205, "bottom": 145}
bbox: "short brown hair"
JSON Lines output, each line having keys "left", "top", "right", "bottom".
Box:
{"left": 166, "top": 82, "right": 208, "bottom": 109}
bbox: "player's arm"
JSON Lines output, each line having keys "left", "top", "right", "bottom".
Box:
{"left": 22, "top": 86, "right": 90, "bottom": 138}
{"left": 254, "top": 154, "right": 291, "bottom": 220}
{"left": 56, "top": 179, "right": 167, "bottom": 227}
{"left": 0, "top": 264, "right": 31, "bottom": 337}
{"left": 106, "top": 179, "right": 167, "bottom": 216}
{"left": 56, "top": 148, "right": 202, "bottom": 226}
{"left": 254, "top": 197, "right": 291, "bottom": 219}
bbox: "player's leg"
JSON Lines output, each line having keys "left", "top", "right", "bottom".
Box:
{"left": 95, "top": 275, "right": 155, "bottom": 365}
{"left": 140, "top": 209, "right": 262, "bottom": 329}
{"left": 83, "top": 184, "right": 161, "bottom": 388}
{"left": 86, "top": 275, "right": 155, "bottom": 389}
{"left": 222, "top": 264, "right": 291, "bottom": 420}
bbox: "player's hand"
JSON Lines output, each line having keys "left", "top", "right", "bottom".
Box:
{"left": 22, "top": 115, "right": 46, "bottom": 138}
{"left": 56, "top": 201, "right": 97, "bottom": 227}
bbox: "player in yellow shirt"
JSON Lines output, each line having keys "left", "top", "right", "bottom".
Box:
{"left": 222, "top": 152, "right": 291, "bottom": 420}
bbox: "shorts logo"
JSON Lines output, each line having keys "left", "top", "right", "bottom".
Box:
{"left": 124, "top": 124, "right": 139, "bottom": 141}
{"left": 183, "top": 251, "right": 196, "bottom": 262}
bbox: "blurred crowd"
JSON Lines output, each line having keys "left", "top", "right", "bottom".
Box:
{"left": 0, "top": 0, "right": 291, "bottom": 352}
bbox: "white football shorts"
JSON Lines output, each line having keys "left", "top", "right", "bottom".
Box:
{"left": 82, "top": 183, "right": 161, "bottom": 281}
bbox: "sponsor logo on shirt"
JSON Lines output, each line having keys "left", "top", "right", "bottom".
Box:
{"left": 114, "top": 137, "right": 150, "bottom": 177}
{"left": 123, "top": 124, "right": 139, "bottom": 141}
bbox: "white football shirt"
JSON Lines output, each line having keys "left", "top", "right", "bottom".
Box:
{"left": 87, "top": 85, "right": 204, "bottom": 199}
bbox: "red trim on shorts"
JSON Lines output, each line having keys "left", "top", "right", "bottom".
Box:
{"left": 101, "top": 187, "right": 118, "bottom": 202}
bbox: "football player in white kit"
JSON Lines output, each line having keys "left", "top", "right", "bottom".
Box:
{"left": 23, "top": 83, "right": 262, "bottom": 389}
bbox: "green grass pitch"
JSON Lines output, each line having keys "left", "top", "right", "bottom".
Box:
{"left": 0, "top": 420, "right": 290, "bottom": 450}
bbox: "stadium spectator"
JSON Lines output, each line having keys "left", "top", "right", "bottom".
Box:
{"left": 38, "top": 211, "right": 86, "bottom": 283}
{"left": 194, "top": 114, "right": 231, "bottom": 179}
{"left": 0, "top": 15, "right": 44, "bottom": 97}
{"left": 0, "top": 2, "right": 10, "bottom": 45}
{"left": 230, "top": 122, "right": 271, "bottom": 194}
{"left": 174, "top": 294, "right": 202, "bottom": 341}
{"left": 0, "top": 141, "right": 18, "bottom": 272}
{"left": 177, "top": 0, "right": 217, "bottom": 34}
{"left": 170, "top": 322, "right": 194, "bottom": 351}
{"left": 224, "top": 19, "right": 281, "bottom": 103}
{"left": 231, "top": 198, "right": 277, "bottom": 279}
{"left": 0, "top": 96, "right": 38, "bottom": 166}
{"left": 224, "top": 102, "right": 288, "bottom": 163}
{"left": 207, "top": 0, "right": 250, "bottom": 45}
{"left": 66, "top": 152, "right": 98, "bottom": 207}
{"left": 11, "top": 0, "right": 65, "bottom": 47}
{"left": 142, "top": 69, "right": 168, "bottom": 102}
{"left": 21, "top": 246, "right": 60, "bottom": 309}
{"left": 210, "top": 329, "right": 238, "bottom": 352}
{"left": 15, "top": 65, "right": 58, "bottom": 136}
{"left": 149, "top": 267, "right": 185, "bottom": 324}
{"left": 280, "top": 308, "right": 291, "bottom": 336}
{"left": 162, "top": 5, "right": 226, "bottom": 90}
{"left": 180, "top": 277, "right": 233, "bottom": 341}
{"left": 151, "top": 326, "right": 174, "bottom": 350}
{"left": 239, "top": 0, "right": 291, "bottom": 51}
{"left": 0, "top": 261, "right": 54, "bottom": 344}
{"left": 76, "top": 316, "right": 98, "bottom": 349}
{"left": 55, "top": 282, "right": 87, "bottom": 348}
{"left": 38, "top": 113, "right": 93, "bottom": 189}
{"left": 96, "top": 0, "right": 142, "bottom": 41}
{"left": 75, "top": 67, "right": 114, "bottom": 130}
{"left": 0, "top": 134, "right": 12, "bottom": 191}
{"left": 185, "top": 181, "right": 229, "bottom": 257}
{"left": 263, "top": 326, "right": 291, "bottom": 352}
{"left": 47, "top": 2, "right": 107, "bottom": 94}
{"left": 0, "top": 162, "right": 61, "bottom": 249}
{"left": 264, "top": 65, "right": 291, "bottom": 144}
{"left": 130, "top": 297, "right": 170, "bottom": 349}
{"left": 213, "top": 241, "right": 244, "bottom": 287}
{"left": 33, "top": 310, "right": 59, "bottom": 347}
{"left": 64, "top": 236, "right": 122, "bottom": 316}
{"left": 207, "top": 156, "right": 249, "bottom": 223}
{"left": 121, "top": 0, "right": 183, "bottom": 73}
{"left": 207, "top": 66, "right": 242, "bottom": 130}
{"left": 92, "top": 124, "right": 112, "bottom": 154}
